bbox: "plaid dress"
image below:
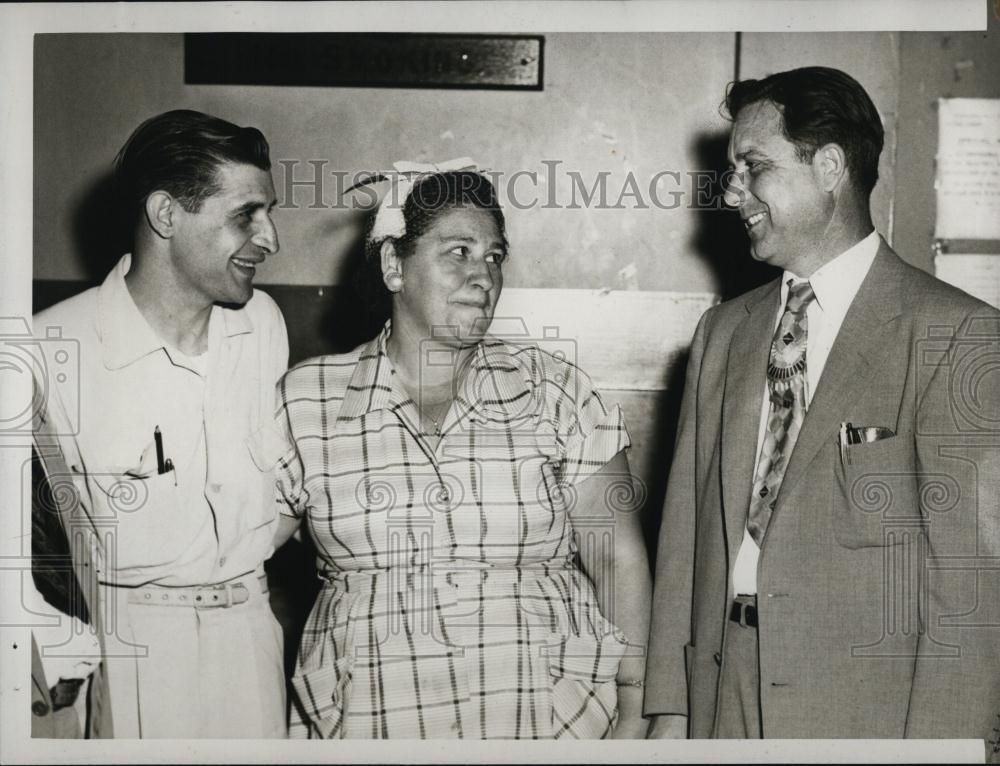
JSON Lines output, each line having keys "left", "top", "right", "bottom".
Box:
{"left": 275, "top": 324, "right": 632, "bottom": 739}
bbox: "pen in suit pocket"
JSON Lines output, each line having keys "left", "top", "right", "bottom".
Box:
{"left": 839, "top": 422, "right": 896, "bottom": 465}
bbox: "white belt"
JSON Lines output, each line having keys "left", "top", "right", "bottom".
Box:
{"left": 103, "top": 571, "right": 268, "bottom": 609}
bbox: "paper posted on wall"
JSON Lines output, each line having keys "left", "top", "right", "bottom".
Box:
{"left": 935, "top": 98, "right": 1000, "bottom": 240}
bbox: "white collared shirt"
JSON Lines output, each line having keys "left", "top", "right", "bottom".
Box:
{"left": 732, "top": 231, "right": 881, "bottom": 596}
{"left": 33, "top": 254, "right": 289, "bottom": 587}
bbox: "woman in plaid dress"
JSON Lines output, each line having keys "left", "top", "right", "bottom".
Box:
{"left": 272, "top": 167, "right": 652, "bottom": 738}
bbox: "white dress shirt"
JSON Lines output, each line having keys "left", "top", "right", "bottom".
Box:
{"left": 33, "top": 253, "right": 289, "bottom": 587}
{"left": 732, "top": 231, "right": 881, "bottom": 596}
{"left": 33, "top": 253, "right": 292, "bottom": 738}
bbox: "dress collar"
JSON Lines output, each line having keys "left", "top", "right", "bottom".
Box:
{"left": 337, "top": 321, "right": 536, "bottom": 426}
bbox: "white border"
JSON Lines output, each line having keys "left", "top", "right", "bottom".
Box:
{"left": 0, "top": 2, "right": 988, "bottom": 763}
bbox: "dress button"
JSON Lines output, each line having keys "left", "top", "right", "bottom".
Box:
{"left": 219, "top": 557, "right": 227, "bottom": 568}
{"left": 32, "top": 701, "right": 50, "bottom": 716}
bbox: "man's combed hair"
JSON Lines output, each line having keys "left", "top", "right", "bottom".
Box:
{"left": 114, "top": 109, "right": 271, "bottom": 223}
{"left": 725, "top": 66, "right": 884, "bottom": 197}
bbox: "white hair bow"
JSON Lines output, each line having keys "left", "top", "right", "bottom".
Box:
{"left": 366, "top": 157, "right": 479, "bottom": 243}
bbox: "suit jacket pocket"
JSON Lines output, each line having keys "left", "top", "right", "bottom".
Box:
{"left": 833, "top": 434, "right": 923, "bottom": 549}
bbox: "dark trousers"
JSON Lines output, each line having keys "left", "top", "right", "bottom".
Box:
{"left": 713, "top": 596, "right": 762, "bottom": 739}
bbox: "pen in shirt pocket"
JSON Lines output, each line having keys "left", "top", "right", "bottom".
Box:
{"left": 153, "top": 425, "right": 175, "bottom": 475}
{"left": 127, "top": 427, "right": 175, "bottom": 480}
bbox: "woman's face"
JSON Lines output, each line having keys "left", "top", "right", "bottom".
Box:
{"left": 389, "top": 204, "right": 506, "bottom": 347}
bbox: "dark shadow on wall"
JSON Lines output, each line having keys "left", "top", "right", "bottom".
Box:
{"left": 265, "top": 207, "right": 383, "bottom": 365}
{"left": 639, "top": 350, "right": 689, "bottom": 563}
{"left": 689, "top": 130, "right": 778, "bottom": 301}
{"left": 69, "top": 170, "right": 131, "bottom": 282}
{"left": 636, "top": 130, "right": 778, "bottom": 559}
{"left": 266, "top": 531, "right": 321, "bottom": 680}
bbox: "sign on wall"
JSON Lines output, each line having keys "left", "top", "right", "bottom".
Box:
{"left": 185, "top": 33, "right": 544, "bottom": 91}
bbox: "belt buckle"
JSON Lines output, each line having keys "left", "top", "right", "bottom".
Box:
{"left": 737, "top": 601, "right": 749, "bottom": 628}
{"left": 195, "top": 583, "right": 234, "bottom": 609}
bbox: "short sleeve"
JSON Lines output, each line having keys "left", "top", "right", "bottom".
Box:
{"left": 253, "top": 288, "right": 290, "bottom": 387}
{"left": 557, "top": 367, "right": 631, "bottom": 486}
{"left": 274, "top": 379, "right": 306, "bottom": 519}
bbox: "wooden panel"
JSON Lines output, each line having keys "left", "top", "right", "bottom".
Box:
{"left": 492, "top": 288, "right": 718, "bottom": 391}
{"left": 184, "top": 33, "right": 543, "bottom": 90}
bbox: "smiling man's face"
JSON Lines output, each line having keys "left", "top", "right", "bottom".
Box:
{"left": 724, "top": 100, "right": 833, "bottom": 275}
{"left": 167, "top": 161, "right": 279, "bottom": 306}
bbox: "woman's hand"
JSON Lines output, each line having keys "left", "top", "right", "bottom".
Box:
{"left": 610, "top": 686, "right": 650, "bottom": 738}
{"left": 272, "top": 513, "right": 301, "bottom": 549}
{"left": 570, "top": 450, "right": 653, "bottom": 741}
{"left": 646, "top": 713, "right": 688, "bottom": 738}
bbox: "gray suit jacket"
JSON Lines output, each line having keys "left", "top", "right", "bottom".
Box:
{"left": 645, "top": 240, "right": 1000, "bottom": 748}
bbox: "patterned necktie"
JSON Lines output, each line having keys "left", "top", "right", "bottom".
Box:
{"left": 747, "top": 280, "right": 816, "bottom": 546}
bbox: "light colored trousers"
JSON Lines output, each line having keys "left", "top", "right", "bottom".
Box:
{"left": 101, "top": 576, "right": 286, "bottom": 738}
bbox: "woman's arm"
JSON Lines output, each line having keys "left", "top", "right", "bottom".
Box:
{"left": 272, "top": 513, "right": 301, "bottom": 550}
{"left": 570, "top": 449, "right": 652, "bottom": 739}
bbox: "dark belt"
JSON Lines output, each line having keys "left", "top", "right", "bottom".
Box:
{"left": 729, "top": 598, "right": 758, "bottom": 628}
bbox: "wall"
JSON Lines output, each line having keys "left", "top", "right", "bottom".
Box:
{"left": 894, "top": 11, "right": 1000, "bottom": 272}
{"left": 34, "top": 33, "right": 739, "bottom": 294}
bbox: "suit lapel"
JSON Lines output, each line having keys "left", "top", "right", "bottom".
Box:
{"left": 770, "top": 241, "right": 906, "bottom": 526}
{"left": 721, "top": 279, "right": 781, "bottom": 560}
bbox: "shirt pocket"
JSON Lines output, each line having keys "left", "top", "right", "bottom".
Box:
{"left": 833, "top": 433, "right": 922, "bottom": 549}
{"left": 85, "top": 469, "right": 193, "bottom": 571}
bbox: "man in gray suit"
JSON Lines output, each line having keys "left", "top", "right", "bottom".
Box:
{"left": 644, "top": 66, "right": 1000, "bottom": 755}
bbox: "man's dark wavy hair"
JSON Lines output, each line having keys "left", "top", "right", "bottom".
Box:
{"left": 114, "top": 109, "right": 271, "bottom": 225}
{"left": 725, "top": 66, "right": 884, "bottom": 197}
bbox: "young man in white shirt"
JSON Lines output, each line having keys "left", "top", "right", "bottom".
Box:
{"left": 33, "top": 110, "right": 290, "bottom": 738}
